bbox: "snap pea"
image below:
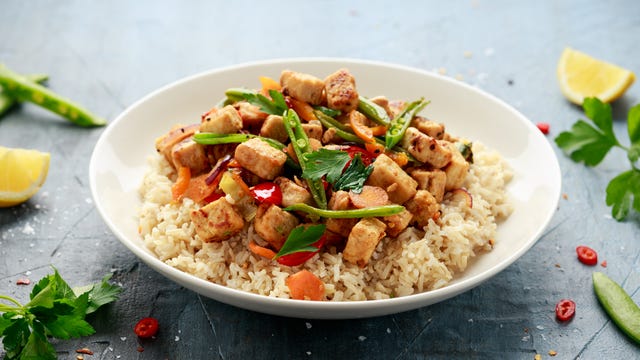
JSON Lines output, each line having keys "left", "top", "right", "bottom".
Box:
{"left": 224, "top": 87, "right": 256, "bottom": 103}
{"left": 385, "top": 98, "right": 430, "bottom": 149}
{"left": 0, "top": 73, "right": 48, "bottom": 118}
{"left": 358, "top": 96, "right": 390, "bottom": 126}
{"left": 593, "top": 272, "right": 640, "bottom": 344}
{"left": 284, "top": 203, "right": 404, "bottom": 218}
{"left": 283, "top": 109, "right": 327, "bottom": 209}
{"left": 0, "top": 64, "right": 106, "bottom": 127}
{"left": 314, "top": 110, "right": 386, "bottom": 146}
{"left": 313, "top": 105, "right": 341, "bottom": 118}
{"left": 193, "top": 132, "right": 300, "bottom": 170}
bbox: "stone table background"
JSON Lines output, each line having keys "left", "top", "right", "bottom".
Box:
{"left": 1, "top": 1, "right": 639, "bottom": 359}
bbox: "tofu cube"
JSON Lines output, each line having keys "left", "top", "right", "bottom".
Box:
{"left": 365, "top": 154, "right": 417, "bottom": 204}
{"left": 200, "top": 105, "right": 243, "bottom": 134}
{"left": 254, "top": 204, "right": 300, "bottom": 250}
{"left": 235, "top": 138, "right": 287, "bottom": 180}
{"left": 343, "top": 218, "right": 387, "bottom": 267}
{"left": 190, "top": 198, "right": 244, "bottom": 242}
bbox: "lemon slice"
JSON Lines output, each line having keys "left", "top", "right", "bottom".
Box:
{"left": 0, "top": 146, "right": 50, "bottom": 207}
{"left": 557, "top": 47, "right": 635, "bottom": 105}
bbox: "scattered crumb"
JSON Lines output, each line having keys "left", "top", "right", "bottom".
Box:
{"left": 464, "top": 51, "right": 473, "bottom": 58}
{"left": 555, "top": 263, "right": 561, "bottom": 268}
{"left": 16, "top": 278, "right": 30, "bottom": 285}
{"left": 76, "top": 356, "right": 84, "bottom": 360}
{"left": 562, "top": 193, "right": 568, "bottom": 200}
{"left": 534, "top": 355, "right": 542, "bottom": 360}
{"left": 437, "top": 67, "right": 447, "bottom": 75}
{"left": 455, "top": 73, "right": 464, "bottom": 81}
{"left": 549, "top": 350, "right": 558, "bottom": 356}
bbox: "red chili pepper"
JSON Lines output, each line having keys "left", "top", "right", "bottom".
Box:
{"left": 555, "top": 299, "right": 576, "bottom": 321}
{"left": 250, "top": 182, "right": 282, "bottom": 206}
{"left": 277, "top": 236, "right": 326, "bottom": 266}
{"left": 576, "top": 245, "right": 598, "bottom": 266}
{"left": 342, "top": 145, "right": 376, "bottom": 166}
{"left": 202, "top": 192, "right": 223, "bottom": 204}
{"left": 536, "top": 122, "right": 550, "bottom": 135}
{"left": 134, "top": 317, "right": 159, "bottom": 338}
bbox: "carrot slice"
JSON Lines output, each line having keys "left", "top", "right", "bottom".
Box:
{"left": 288, "top": 97, "right": 317, "bottom": 121}
{"left": 181, "top": 173, "right": 216, "bottom": 203}
{"left": 348, "top": 185, "right": 389, "bottom": 209}
{"left": 286, "top": 270, "right": 325, "bottom": 301}
{"left": 248, "top": 240, "right": 277, "bottom": 259}
{"left": 349, "top": 111, "right": 374, "bottom": 143}
{"left": 370, "top": 125, "right": 387, "bottom": 136}
{"left": 171, "top": 166, "right": 191, "bottom": 200}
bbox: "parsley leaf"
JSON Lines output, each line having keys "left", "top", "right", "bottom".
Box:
{"left": 0, "top": 269, "right": 121, "bottom": 359}
{"left": 555, "top": 98, "right": 619, "bottom": 166}
{"left": 555, "top": 97, "right": 640, "bottom": 221}
{"left": 333, "top": 153, "right": 374, "bottom": 193}
{"left": 302, "top": 148, "right": 351, "bottom": 184}
{"left": 275, "top": 224, "right": 326, "bottom": 258}
{"left": 242, "top": 89, "right": 288, "bottom": 115}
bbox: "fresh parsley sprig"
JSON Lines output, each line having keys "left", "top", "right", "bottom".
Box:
{"left": 274, "top": 224, "right": 326, "bottom": 258}
{"left": 555, "top": 97, "right": 640, "bottom": 221}
{"left": 0, "top": 269, "right": 122, "bottom": 360}
{"left": 302, "top": 149, "right": 374, "bottom": 193}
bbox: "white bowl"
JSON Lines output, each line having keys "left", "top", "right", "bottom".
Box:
{"left": 89, "top": 58, "right": 561, "bottom": 319}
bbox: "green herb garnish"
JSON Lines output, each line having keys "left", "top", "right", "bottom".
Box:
{"left": 0, "top": 269, "right": 121, "bottom": 359}
{"left": 274, "top": 224, "right": 326, "bottom": 258}
{"left": 242, "top": 89, "right": 288, "bottom": 116}
{"left": 333, "top": 154, "right": 374, "bottom": 193}
{"left": 555, "top": 97, "right": 640, "bottom": 221}
{"left": 302, "top": 148, "right": 351, "bottom": 184}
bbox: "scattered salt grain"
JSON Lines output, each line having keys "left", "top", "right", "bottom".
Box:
{"left": 305, "top": 322, "right": 312, "bottom": 329}
{"left": 22, "top": 223, "right": 35, "bottom": 235}
{"left": 120, "top": 337, "right": 126, "bottom": 341}
{"left": 536, "top": 325, "right": 544, "bottom": 330}
{"left": 484, "top": 47, "right": 494, "bottom": 57}
{"left": 306, "top": 351, "right": 312, "bottom": 356}
{"left": 468, "top": 318, "right": 474, "bottom": 323}
{"left": 521, "top": 335, "right": 530, "bottom": 342}
{"left": 175, "top": 336, "right": 180, "bottom": 342}
{"left": 358, "top": 335, "right": 367, "bottom": 341}
{"left": 85, "top": 198, "right": 92, "bottom": 204}
{"left": 386, "top": 328, "right": 391, "bottom": 334}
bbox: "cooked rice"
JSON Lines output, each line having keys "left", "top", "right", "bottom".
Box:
{"left": 138, "top": 142, "right": 512, "bottom": 300}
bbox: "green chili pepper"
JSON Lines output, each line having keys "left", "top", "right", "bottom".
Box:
{"left": 358, "top": 96, "right": 390, "bottom": 126}
{"left": 284, "top": 203, "right": 404, "bottom": 218}
{"left": 283, "top": 109, "right": 327, "bottom": 209}
{"left": 0, "top": 64, "right": 106, "bottom": 127}
{"left": 385, "top": 98, "right": 430, "bottom": 149}
{"left": 593, "top": 272, "right": 640, "bottom": 344}
{"left": 0, "top": 73, "right": 48, "bottom": 118}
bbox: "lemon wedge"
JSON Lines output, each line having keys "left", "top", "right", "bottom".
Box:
{"left": 0, "top": 146, "right": 50, "bottom": 207}
{"left": 557, "top": 47, "right": 635, "bottom": 105}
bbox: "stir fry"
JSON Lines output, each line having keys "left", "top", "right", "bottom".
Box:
{"left": 154, "top": 68, "right": 473, "bottom": 269}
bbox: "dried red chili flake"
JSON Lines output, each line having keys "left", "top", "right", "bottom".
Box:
{"left": 76, "top": 348, "right": 94, "bottom": 355}
{"left": 555, "top": 299, "right": 576, "bottom": 321}
{"left": 536, "top": 122, "right": 550, "bottom": 134}
{"left": 600, "top": 260, "right": 607, "bottom": 267}
{"left": 576, "top": 245, "right": 598, "bottom": 266}
{"left": 16, "top": 278, "right": 30, "bottom": 285}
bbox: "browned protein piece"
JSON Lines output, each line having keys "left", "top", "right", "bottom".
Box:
{"left": 199, "top": 105, "right": 243, "bottom": 134}
{"left": 324, "top": 68, "right": 359, "bottom": 112}
{"left": 405, "top": 190, "right": 440, "bottom": 228}
{"left": 382, "top": 208, "right": 413, "bottom": 237}
{"left": 190, "top": 197, "right": 245, "bottom": 242}
{"left": 280, "top": 70, "right": 326, "bottom": 105}
{"left": 170, "top": 138, "right": 210, "bottom": 175}
{"left": 324, "top": 190, "right": 359, "bottom": 238}
{"left": 411, "top": 116, "right": 446, "bottom": 139}
{"left": 365, "top": 154, "right": 418, "bottom": 204}
{"left": 442, "top": 142, "right": 471, "bottom": 191}
{"left": 274, "top": 177, "right": 313, "bottom": 207}
{"left": 155, "top": 123, "right": 200, "bottom": 166}
{"left": 234, "top": 138, "right": 287, "bottom": 180}
{"left": 259, "top": 115, "right": 288, "bottom": 143}
{"left": 343, "top": 217, "right": 387, "bottom": 267}
{"left": 253, "top": 203, "right": 300, "bottom": 250}
{"left": 410, "top": 168, "right": 447, "bottom": 202}
{"left": 400, "top": 127, "right": 452, "bottom": 168}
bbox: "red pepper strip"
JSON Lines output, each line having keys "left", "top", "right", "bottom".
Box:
{"left": 277, "top": 236, "right": 326, "bottom": 267}
{"left": 555, "top": 299, "right": 576, "bottom": 321}
{"left": 576, "top": 245, "right": 598, "bottom": 266}
{"left": 250, "top": 182, "right": 283, "bottom": 206}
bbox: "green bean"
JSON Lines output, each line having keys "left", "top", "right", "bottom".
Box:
{"left": 283, "top": 109, "right": 327, "bottom": 209}
{"left": 593, "top": 272, "right": 640, "bottom": 344}
{"left": 0, "top": 64, "right": 106, "bottom": 127}
{"left": 0, "top": 74, "right": 48, "bottom": 118}
{"left": 284, "top": 203, "right": 405, "bottom": 218}
{"left": 385, "top": 98, "right": 430, "bottom": 149}
{"left": 358, "top": 96, "right": 390, "bottom": 126}
{"left": 193, "top": 132, "right": 300, "bottom": 170}
{"left": 314, "top": 109, "right": 387, "bottom": 146}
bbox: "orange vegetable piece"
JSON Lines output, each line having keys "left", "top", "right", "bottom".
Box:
{"left": 370, "top": 125, "right": 387, "bottom": 136}
{"left": 181, "top": 173, "right": 216, "bottom": 203}
{"left": 230, "top": 171, "right": 251, "bottom": 196}
{"left": 286, "top": 269, "right": 325, "bottom": 301}
{"left": 348, "top": 185, "right": 389, "bottom": 209}
{"left": 259, "top": 76, "right": 282, "bottom": 93}
{"left": 171, "top": 166, "right": 191, "bottom": 200}
{"left": 349, "top": 111, "right": 374, "bottom": 143}
{"left": 288, "top": 97, "right": 317, "bottom": 121}
{"left": 248, "top": 240, "right": 277, "bottom": 259}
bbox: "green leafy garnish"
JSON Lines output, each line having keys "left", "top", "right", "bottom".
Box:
{"left": 302, "top": 148, "right": 351, "bottom": 184}
{"left": 333, "top": 154, "right": 374, "bottom": 193}
{"left": 555, "top": 97, "right": 640, "bottom": 220}
{"left": 242, "top": 89, "right": 288, "bottom": 116}
{"left": 301, "top": 149, "right": 373, "bottom": 193}
{"left": 274, "top": 224, "right": 326, "bottom": 258}
{"left": 0, "top": 269, "right": 121, "bottom": 359}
